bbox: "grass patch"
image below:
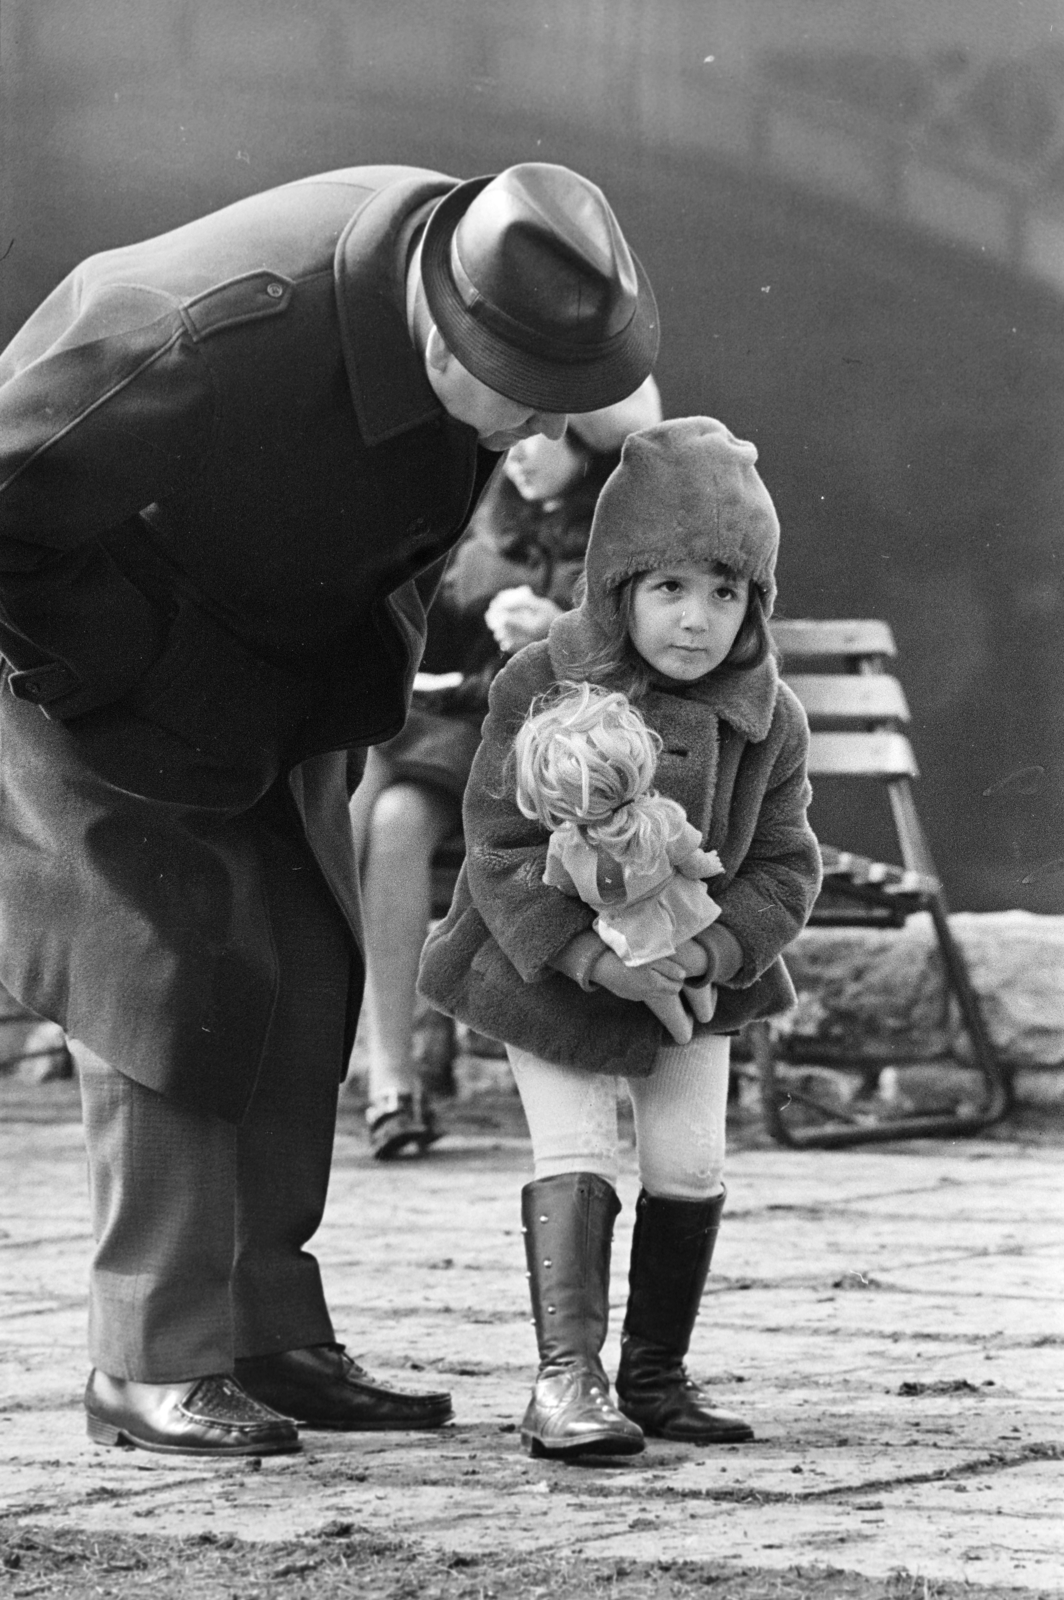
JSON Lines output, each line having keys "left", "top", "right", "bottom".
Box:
{"left": 0, "top": 1524, "right": 1056, "bottom": 1600}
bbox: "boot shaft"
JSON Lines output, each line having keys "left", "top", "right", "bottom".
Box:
{"left": 521, "top": 1173, "right": 620, "bottom": 1369}
{"left": 615, "top": 1187, "right": 754, "bottom": 1444}
{"left": 621, "top": 1187, "right": 725, "bottom": 1353}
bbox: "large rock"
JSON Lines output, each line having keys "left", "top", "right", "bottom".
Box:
{"left": 779, "top": 912, "right": 1064, "bottom": 1099}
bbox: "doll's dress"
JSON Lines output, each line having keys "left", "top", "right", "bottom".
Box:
{"left": 543, "top": 819, "right": 721, "bottom": 966}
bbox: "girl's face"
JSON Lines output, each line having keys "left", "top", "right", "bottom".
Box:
{"left": 504, "top": 432, "right": 586, "bottom": 503}
{"left": 629, "top": 562, "right": 751, "bottom": 681}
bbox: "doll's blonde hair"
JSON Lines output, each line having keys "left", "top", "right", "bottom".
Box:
{"left": 513, "top": 680, "right": 687, "bottom": 863}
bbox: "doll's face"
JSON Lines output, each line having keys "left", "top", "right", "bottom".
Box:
{"left": 629, "top": 562, "right": 750, "bottom": 681}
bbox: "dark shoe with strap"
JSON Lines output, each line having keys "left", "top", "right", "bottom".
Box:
{"left": 365, "top": 1089, "right": 441, "bottom": 1160}
{"left": 84, "top": 1369, "right": 301, "bottom": 1457}
{"left": 616, "top": 1188, "right": 754, "bottom": 1445}
{"left": 519, "top": 1173, "right": 645, "bottom": 1460}
{"left": 234, "top": 1342, "right": 454, "bottom": 1431}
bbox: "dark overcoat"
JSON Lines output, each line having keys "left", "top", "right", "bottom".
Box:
{"left": 0, "top": 165, "right": 499, "bottom": 1118}
{"left": 418, "top": 609, "right": 821, "bottom": 1076}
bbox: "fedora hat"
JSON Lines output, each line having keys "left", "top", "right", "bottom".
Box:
{"left": 420, "top": 163, "right": 659, "bottom": 413}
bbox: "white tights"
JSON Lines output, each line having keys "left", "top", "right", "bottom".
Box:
{"left": 506, "top": 1035, "right": 730, "bottom": 1200}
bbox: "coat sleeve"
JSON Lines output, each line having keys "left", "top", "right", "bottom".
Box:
{"left": 708, "top": 691, "right": 822, "bottom": 987}
{"left": 461, "top": 646, "right": 596, "bottom": 982}
{"left": 0, "top": 271, "right": 215, "bottom": 718}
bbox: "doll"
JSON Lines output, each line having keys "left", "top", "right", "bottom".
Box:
{"left": 513, "top": 679, "right": 724, "bottom": 1045}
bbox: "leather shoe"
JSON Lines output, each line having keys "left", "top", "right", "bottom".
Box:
{"left": 234, "top": 1342, "right": 454, "bottom": 1430}
{"left": 84, "top": 1369, "right": 301, "bottom": 1456}
{"left": 520, "top": 1360, "right": 645, "bottom": 1459}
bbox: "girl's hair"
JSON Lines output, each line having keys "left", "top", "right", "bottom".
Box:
{"left": 573, "top": 565, "right": 772, "bottom": 700}
{"left": 513, "top": 680, "right": 687, "bottom": 864}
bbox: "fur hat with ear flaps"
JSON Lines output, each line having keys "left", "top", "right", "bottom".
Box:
{"left": 583, "top": 417, "right": 780, "bottom": 626}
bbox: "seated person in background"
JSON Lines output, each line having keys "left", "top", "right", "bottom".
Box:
{"left": 350, "top": 378, "right": 663, "bottom": 1159}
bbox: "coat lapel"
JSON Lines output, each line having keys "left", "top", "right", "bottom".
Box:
{"left": 333, "top": 173, "right": 455, "bottom": 446}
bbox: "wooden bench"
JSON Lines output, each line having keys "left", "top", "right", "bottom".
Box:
{"left": 749, "top": 618, "right": 1010, "bottom": 1147}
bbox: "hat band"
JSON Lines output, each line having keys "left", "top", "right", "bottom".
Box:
{"left": 448, "top": 234, "right": 637, "bottom": 365}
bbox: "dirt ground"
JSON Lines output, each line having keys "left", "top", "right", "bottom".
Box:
{"left": 1, "top": 1072, "right": 1062, "bottom": 1600}
{"left": 2, "top": 1523, "right": 1054, "bottom": 1600}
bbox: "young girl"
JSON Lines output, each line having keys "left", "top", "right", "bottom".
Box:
{"left": 513, "top": 680, "right": 726, "bottom": 1045}
{"left": 419, "top": 418, "right": 821, "bottom": 1460}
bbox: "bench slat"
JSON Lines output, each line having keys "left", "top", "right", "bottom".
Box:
{"left": 787, "top": 674, "right": 910, "bottom": 723}
{"left": 807, "top": 731, "right": 919, "bottom": 778}
{"left": 771, "top": 618, "right": 896, "bottom": 660}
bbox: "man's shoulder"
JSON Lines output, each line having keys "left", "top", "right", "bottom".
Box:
{"left": 296, "top": 164, "right": 453, "bottom": 194}
{"left": 72, "top": 166, "right": 455, "bottom": 308}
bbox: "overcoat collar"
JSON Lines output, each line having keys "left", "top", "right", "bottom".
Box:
{"left": 333, "top": 175, "right": 456, "bottom": 446}
{"left": 547, "top": 606, "right": 779, "bottom": 744}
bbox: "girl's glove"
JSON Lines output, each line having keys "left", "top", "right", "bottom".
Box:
{"left": 551, "top": 931, "right": 691, "bottom": 994}
{"left": 691, "top": 923, "right": 744, "bottom": 986}
{"left": 589, "top": 948, "right": 685, "bottom": 1005}
{"left": 668, "top": 938, "right": 709, "bottom": 978}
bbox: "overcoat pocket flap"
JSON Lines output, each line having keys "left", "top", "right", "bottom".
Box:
{"left": 126, "top": 600, "right": 306, "bottom": 759}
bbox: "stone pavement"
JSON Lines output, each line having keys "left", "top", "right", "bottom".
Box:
{"left": 1, "top": 1075, "right": 1062, "bottom": 1592}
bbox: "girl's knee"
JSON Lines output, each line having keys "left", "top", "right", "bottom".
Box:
{"left": 641, "top": 1176, "right": 725, "bottom": 1202}
{"left": 368, "top": 784, "right": 454, "bottom": 857}
{"left": 638, "top": 1147, "right": 725, "bottom": 1202}
{"left": 532, "top": 1154, "right": 620, "bottom": 1187}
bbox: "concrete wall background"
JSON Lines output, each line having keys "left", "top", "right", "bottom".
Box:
{"left": 3, "top": 0, "right": 1063, "bottom": 913}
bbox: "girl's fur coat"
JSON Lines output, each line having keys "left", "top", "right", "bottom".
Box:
{"left": 418, "top": 604, "right": 821, "bottom": 1077}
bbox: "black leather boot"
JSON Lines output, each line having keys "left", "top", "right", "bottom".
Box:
{"left": 616, "top": 1187, "right": 754, "bottom": 1443}
{"left": 519, "top": 1173, "right": 645, "bottom": 1460}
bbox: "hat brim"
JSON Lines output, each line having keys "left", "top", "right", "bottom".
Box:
{"left": 421, "top": 175, "right": 660, "bottom": 414}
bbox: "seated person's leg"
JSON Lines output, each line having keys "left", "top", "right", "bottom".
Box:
{"left": 348, "top": 747, "right": 397, "bottom": 867}
{"left": 360, "top": 780, "right": 461, "bottom": 1156}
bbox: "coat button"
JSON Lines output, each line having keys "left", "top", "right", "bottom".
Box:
{"left": 266, "top": 281, "right": 284, "bottom": 298}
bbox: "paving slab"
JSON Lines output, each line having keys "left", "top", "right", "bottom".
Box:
{"left": 1, "top": 1078, "right": 1062, "bottom": 1592}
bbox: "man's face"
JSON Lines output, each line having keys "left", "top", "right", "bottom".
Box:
{"left": 426, "top": 334, "right": 568, "bottom": 451}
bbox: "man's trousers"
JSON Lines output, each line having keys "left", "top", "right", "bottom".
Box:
{"left": 72, "top": 786, "right": 353, "bottom": 1383}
